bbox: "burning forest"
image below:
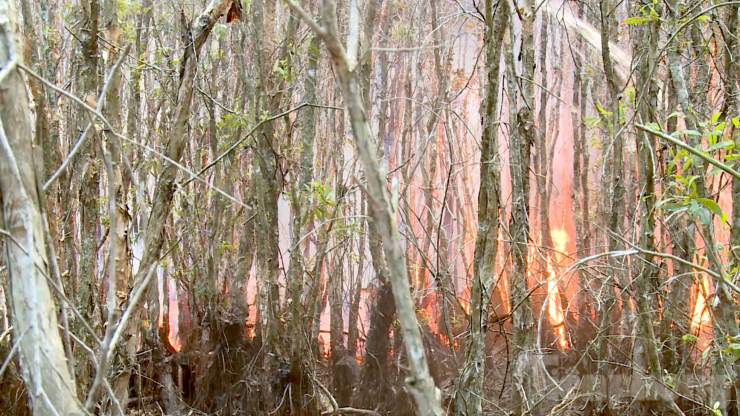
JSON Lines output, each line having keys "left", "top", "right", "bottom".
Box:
{"left": 2, "top": 0, "right": 740, "bottom": 415}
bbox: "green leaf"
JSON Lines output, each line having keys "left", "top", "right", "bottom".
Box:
{"left": 584, "top": 115, "right": 601, "bottom": 129}
{"left": 596, "top": 103, "right": 613, "bottom": 116}
{"left": 625, "top": 16, "right": 649, "bottom": 24}
{"left": 661, "top": 203, "right": 688, "bottom": 212}
{"left": 673, "top": 129, "right": 702, "bottom": 136}
{"left": 682, "top": 334, "right": 700, "bottom": 342}
{"left": 698, "top": 207, "right": 711, "bottom": 225}
{"left": 711, "top": 112, "right": 723, "bottom": 124}
{"left": 707, "top": 140, "right": 735, "bottom": 152}
{"left": 725, "top": 154, "right": 740, "bottom": 161}
{"left": 732, "top": 117, "right": 739, "bottom": 129}
{"left": 697, "top": 197, "right": 723, "bottom": 217}
{"left": 646, "top": 122, "right": 662, "bottom": 130}
{"left": 667, "top": 111, "right": 684, "bottom": 119}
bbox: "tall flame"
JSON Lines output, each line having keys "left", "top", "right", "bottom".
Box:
{"left": 547, "top": 229, "right": 569, "bottom": 349}
{"left": 167, "top": 277, "right": 182, "bottom": 352}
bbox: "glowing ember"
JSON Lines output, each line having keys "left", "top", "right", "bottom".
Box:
{"left": 547, "top": 228, "right": 569, "bottom": 349}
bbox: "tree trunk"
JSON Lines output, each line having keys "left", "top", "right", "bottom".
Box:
{"left": 0, "top": 2, "right": 83, "bottom": 414}
{"left": 453, "top": 0, "right": 507, "bottom": 414}
{"left": 506, "top": 1, "right": 538, "bottom": 412}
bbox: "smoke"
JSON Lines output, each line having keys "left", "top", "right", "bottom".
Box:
{"left": 544, "top": 0, "right": 632, "bottom": 83}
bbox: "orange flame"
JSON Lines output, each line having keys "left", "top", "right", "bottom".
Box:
{"left": 547, "top": 229, "right": 569, "bottom": 349}
{"left": 690, "top": 275, "right": 712, "bottom": 333}
{"left": 166, "top": 278, "right": 182, "bottom": 352}
{"left": 459, "top": 285, "right": 471, "bottom": 315}
{"left": 168, "top": 331, "right": 182, "bottom": 352}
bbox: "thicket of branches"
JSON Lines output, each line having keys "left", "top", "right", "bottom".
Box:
{"left": 2, "top": 0, "right": 740, "bottom": 415}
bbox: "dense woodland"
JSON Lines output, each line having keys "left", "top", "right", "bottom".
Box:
{"left": 2, "top": 0, "right": 740, "bottom": 415}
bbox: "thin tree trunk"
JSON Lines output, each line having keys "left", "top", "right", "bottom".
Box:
{"left": 722, "top": 4, "right": 740, "bottom": 413}
{"left": 632, "top": 8, "right": 682, "bottom": 413}
{"left": 453, "top": 1, "right": 506, "bottom": 414}
{"left": 507, "top": 1, "right": 538, "bottom": 412}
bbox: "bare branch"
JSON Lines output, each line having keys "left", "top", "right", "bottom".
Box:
{"left": 346, "top": 0, "right": 359, "bottom": 70}
{"left": 282, "top": 0, "right": 327, "bottom": 37}
{"left": 22, "top": 43, "right": 133, "bottom": 192}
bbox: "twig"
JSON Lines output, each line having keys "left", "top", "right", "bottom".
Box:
{"left": 120, "top": 135, "right": 251, "bottom": 209}
{"left": 68, "top": 331, "right": 124, "bottom": 416}
{"left": 181, "top": 102, "right": 311, "bottom": 187}
{"left": 322, "top": 408, "right": 382, "bottom": 416}
{"left": 0, "top": 329, "right": 27, "bottom": 380}
{"left": 628, "top": 242, "right": 740, "bottom": 295}
{"left": 109, "top": 263, "right": 159, "bottom": 363}
{"left": 0, "top": 326, "right": 12, "bottom": 344}
{"left": 370, "top": 44, "right": 443, "bottom": 52}
{"left": 22, "top": 44, "right": 132, "bottom": 192}
{"left": 0, "top": 54, "right": 18, "bottom": 85}
{"left": 282, "top": 0, "right": 327, "bottom": 37}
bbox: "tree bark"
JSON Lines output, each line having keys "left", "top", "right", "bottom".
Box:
{"left": 0, "top": 2, "right": 83, "bottom": 414}
{"left": 506, "top": 1, "right": 538, "bottom": 413}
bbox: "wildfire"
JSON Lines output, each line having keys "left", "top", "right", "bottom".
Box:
{"left": 498, "top": 229, "right": 511, "bottom": 314}
{"left": 164, "top": 276, "right": 182, "bottom": 352}
{"left": 459, "top": 285, "right": 471, "bottom": 315}
{"left": 168, "top": 331, "right": 182, "bottom": 352}
{"left": 167, "top": 304, "right": 182, "bottom": 352}
{"left": 547, "top": 228, "right": 569, "bottom": 349}
{"left": 690, "top": 274, "right": 712, "bottom": 333}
